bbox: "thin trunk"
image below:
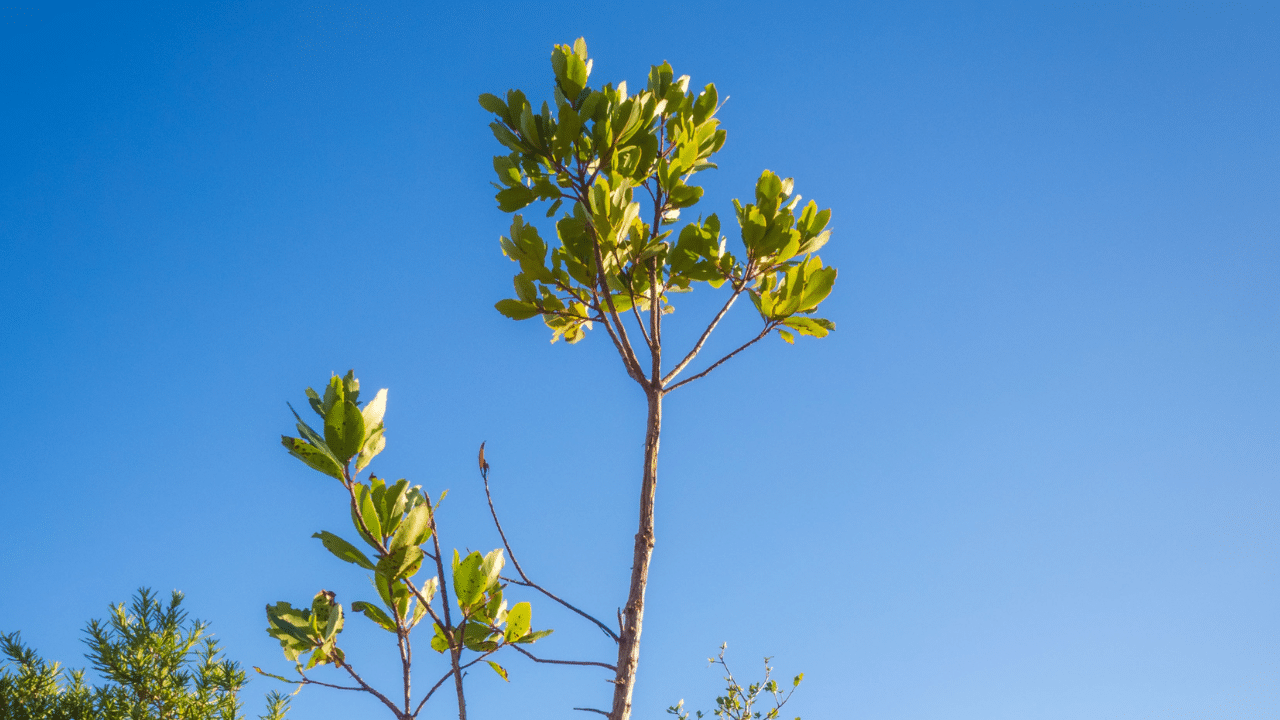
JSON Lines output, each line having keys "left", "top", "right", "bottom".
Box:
{"left": 452, "top": 644, "right": 467, "bottom": 720}
{"left": 609, "top": 388, "right": 662, "bottom": 720}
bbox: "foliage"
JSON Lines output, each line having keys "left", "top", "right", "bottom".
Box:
{"left": 484, "top": 37, "right": 836, "bottom": 352}
{"left": 0, "top": 588, "right": 287, "bottom": 720}
{"left": 264, "top": 371, "right": 552, "bottom": 720}
{"left": 0, "top": 632, "right": 104, "bottom": 720}
{"left": 481, "top": 38, "right": 836, "bottom": 720}
{"left": 667, "top": 645, "right": 802, "bottom": 720}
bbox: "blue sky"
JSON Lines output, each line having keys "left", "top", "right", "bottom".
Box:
{"left": 1, "top": 2, "right": 1276, "bottom": 719}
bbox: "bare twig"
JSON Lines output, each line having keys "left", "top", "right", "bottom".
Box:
{"left": 665, "top": 323, "right": 777, "bottom": 392}
{"left": 334, "top": 658, "right": 404, "bottom": 718}
{"left": 588, "top": 223, "right": 648, "bottom": 386}
{"left": 422, "top": 492, "right": 467, "bottom": 720}
{"left": 573, "top": 709, "right": 610, "bottom": 716}
{"left": 412, "top": 668, "right": 456, "bottom": 718}
{"left": 479, "top": 459, "right": 620, "bottom": 643}
{"left": 294, "top": 673, "right": 360, "bottom": 692}
{"left": 403, "top": 578, "right": 446, "bottom": 630}
{"left": 508, "top": 643, "right": 617, "bottom": 672}
{"left": 662, "top": 287, "right": 744, "bottom": 386}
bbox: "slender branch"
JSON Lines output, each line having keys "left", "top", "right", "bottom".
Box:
{"left": 294, "top": 672, "right": 360, "bottom": 692}
{"left": 422, "top": 492, "right": 467, "bottom": 720}
{"left": 661, "top": 287, "right": 744, "bottom": 386}
{"left": 399, "top": 626, "right": 411, "bottom": 716}
{"left": 457, "top": 651, "right": 500, "bottom": 671}
{"left": 648, "top": 258, "right": 661, "bottom": 381}
{"left": 508, "top": 643, "right": 617, "bottom": 672}
{"left": 343, "top": 471, "right": 388, "bottom": 553}
{"left": 298, "top": 678, "right": 361, "bottom": 691}
{"left": 480, "top": 462, "right": 620, "bottom": 642}
{"left": 665, "top": 323, "right": 778, "bottom": 392}
{"left": 334, "top": 658, "right": 404, "bottom": 718}
{"left": 592, "top": 281, "right": 648, "bottom": 385}
{"left": 404, "top": 578, "right": 446, "bottom": 630}
{"left": 647, "top": 174, "right": 667, "bottom": 375}
{"left": 586, "top": 220, "right": 648, "bottom": 386}
{"left": 626, "top": 275, "right": 653, "bottom": 352}
{"left": 413, "top": 668, "right": 456, "bottom": 718}
{"left": 573, "top": 709, "right": 610, "bottom": 717}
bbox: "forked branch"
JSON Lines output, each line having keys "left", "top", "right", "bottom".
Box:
{"left": 662, "top": 287, "right": 745, "bottom": 386}
{"left": 665, "top": 323, "right": 778, "bottom": 392}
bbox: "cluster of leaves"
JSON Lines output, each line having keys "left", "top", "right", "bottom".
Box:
{"left": 0, "top": 589, "right": 289, "bottom": 720}
{"left": 484, "top": 37, "right": 835, "bottom": 350}
{"left": 265, "top": 372, "right": 550, "bottom": 719}
{"left": 667, "top": 645, "right": 802, "bottom": 720}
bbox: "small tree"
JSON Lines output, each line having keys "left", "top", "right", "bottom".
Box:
{"left": 481, "top": 39, "right": 837, "bottom": 719}
{"left": 263, "top": 372, "right": 570, "bottom": 720}
{"left": 667, "top": 645, "right": 803, "bottom": 720}
{"left": 0, "top": 588, "right": 288, "bottom": 720}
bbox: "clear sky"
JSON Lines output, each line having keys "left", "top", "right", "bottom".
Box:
{"left": 2, "top": 2, "right": 1276, "bottom": 719}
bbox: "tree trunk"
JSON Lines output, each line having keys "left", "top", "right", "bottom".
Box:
{"left": 452, "top": 645, "right": 467, "bottom": 720}
{"left": 610, "top": 388, "right": 662, "bottom": 720}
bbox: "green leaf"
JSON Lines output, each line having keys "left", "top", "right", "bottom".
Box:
{"left": 414, "top": 576, "right": 438, "bottom": 606}
{"left": 361, "top": 388, "right": 387, "bottom": 429}
{"left": 376, "top": 545, "right": 424, "bottom": 582}
{"left": 265, "top": 602, "right": 313, "bottom": 646}
{"left": 383, "top": 478, "right": 411, "bottom": 525}
{"left": 504, "top": 602, "right": 531, "bottom": 643}
{"left": 452, "top": 551, "right": 485, "bottom": 608}
{"left": 288, "top": 403, "right": 329, "bottom": 450}
{"left": 755, "top": 170, "right": 783, "bottom": 207}
{"left": 320, "top": 598, "right": 344, "bottom": 640}
{"left": 782, "top": 316, "right": 835, "bottom": 338}
{"left": 281, "top": 437, "right": 344, "bottom": 479}
{"left": 496, "top": 185, "right": 535, "bottom": 212}
{"left": 487, "top": 660, "right": 509, "bottom": 682}
{"left": 341, "top": 370, "right": 360, "bottom": 403}
{"left": 324, "top": 400, "right": 366, "bottom": 463}
{"left": 390, "top": 503, "right": 432, "bottom": 552}
{"left": 321, "top": 375, "right": 343, "bottom": 414}
{"left": 355, "top": 427, "right": 385, "bottom": 472}
{"left": 430, "top": 623, "right": 449, "bottom": 653}
{"left": 490, "top": 122, "right": 526, "bottom": 153}
{"left": 516, "top": 628, "right": 553, "bottom": 644}
{"left": 778, "top": 328, "right": 795, "bottom": 344}
{"left": 478, "top": 93, "right": 508, "bottom": 118}
{"left": 797, "top": 263, "right": 836, "bottom": 311}
{"left": 462, "top": 621, "right": 499, "bottom": 652}
{"left": 354, "top": 483, "right": 384, "bottom": 545}
{"left": 480, "top": 548, "right": 505, "bottom": 591}
{"left": 350, "top": 601, "right": 396, "bottom": 632}
{"left": 312, "top": 531, "right": 376, "bottom": 570}
{"left": 495, "top": 298, "right": 542, "bottom": 320}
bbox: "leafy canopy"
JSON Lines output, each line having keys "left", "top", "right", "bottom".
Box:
{"left": 483, "top": 38, "right": 836, "bottom": 348}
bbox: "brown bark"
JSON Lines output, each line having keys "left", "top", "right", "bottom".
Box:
{"left": 452, "top": 643, "right": 467, "bottom": 720}
{"left": 609, "top": 388, "right": 662, "bottom": 720}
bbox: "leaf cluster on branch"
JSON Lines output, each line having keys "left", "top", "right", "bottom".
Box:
{"left": 264, "top": 371, "right": 563, "bottom": 720}
{"left": 486, "top": 37, "right": 836, "bottom": 364}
